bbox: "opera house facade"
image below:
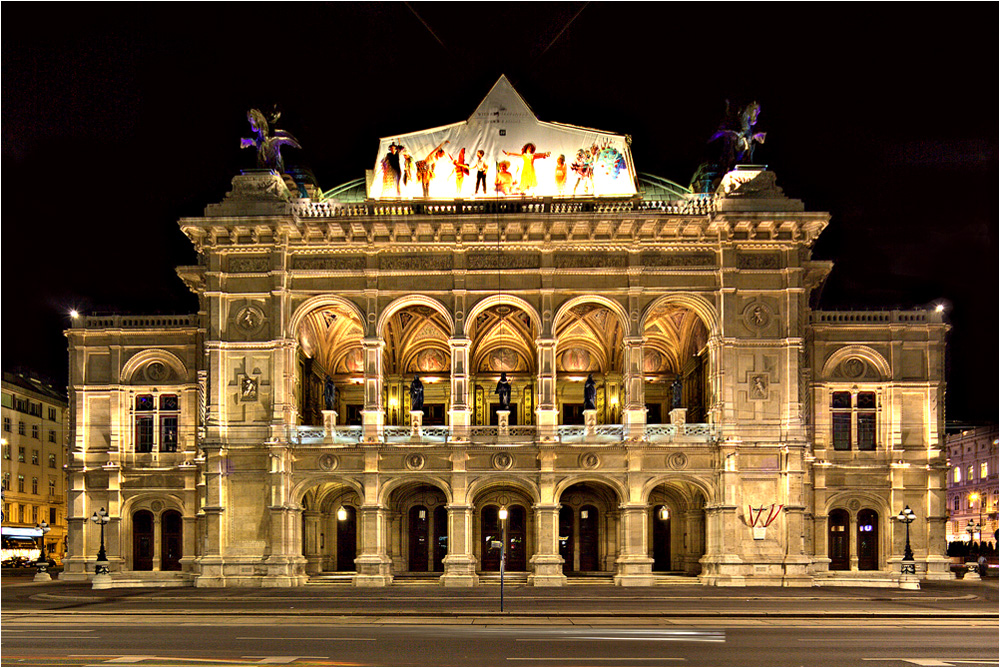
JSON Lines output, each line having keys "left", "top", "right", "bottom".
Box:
{"left": 62, "top": 78, "right": 951, "bottom": 587}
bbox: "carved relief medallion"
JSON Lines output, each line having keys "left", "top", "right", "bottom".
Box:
{"left": 405, "top": 453, "right": 426, "bottom": 471}
{"left": 150, "top": 500, "right": 164, "bottom": 513}
{"left": 667, "top": 452, "right": 688, "bottom": 470}
{"left": 749, "top": 373, "right": 769, "bottom": 400}
{"left": 492, "top": 452, "right": 514, "bottom": 470}
{"left": 848, "top": 499, "right": 861, "bottom": 512}
{"left": 146, "top": 362, "right": 168, "bottom": 382}
{"left": 240, "top": 375, "right": 259, "bottom": 402}
{"left": 742, "top": 300, "right": 773, "bottom": 331}
{"left": 842, "top": 358, "right": 865, "bottom": 379}
{"left": 318, "top": 454, "right": 339, "bottom": 471}
{"left": 580, "top": 453, "right": 600, "bottom": 470}
{"left": 235, "top": 305, "right": 266, "bottom": 335}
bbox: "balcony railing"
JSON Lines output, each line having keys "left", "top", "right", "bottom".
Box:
{"left": 291, "top": 423, "right": 715, "bottom": 446}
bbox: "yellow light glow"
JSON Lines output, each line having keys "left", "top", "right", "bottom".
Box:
{"left": 498, "top": 506, "right": 508, "bottom": 521}
{"left": 70, "top": 310, "right": 79, "bottom": 319}
{"left": 609, "top": 395, "right": 618, "bottom": 405}
{"left": 969, "top": 492, "right": 981, "bottom": 504}
{"left": 389, "top": 398, "right": 398, "bottom": 408}
{"left": 934, "top": 304, "right": 945, "bottom": 313}
{"left": 337, "top": 507, "right": 348, "bottom": 521}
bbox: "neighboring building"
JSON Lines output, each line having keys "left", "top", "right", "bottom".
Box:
{"left": 945, "top": 425, "right": 998, "bottom": 544}
{"left": 62, "top": 78, "right": 951, "bottom": 587}
{"left": 2, "top": 370, "right": 68, "bottom": 563}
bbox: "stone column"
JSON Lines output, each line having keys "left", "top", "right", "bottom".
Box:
{"left": 497, "top": 410, "right": 510, "bottom": 439}
{"left": 410, "top": 411, "right": 423, "bottom": 440}
{"left": 440, "top": 504, "right": 478, "bottom": 586}
{"left": 194, "top": 442, "right": 227, "bottom": 587}
{"left": 303, "top": 510, "right": 322, "bottom": 575}
{"left": 528, "top": 504, "right": 566, "bottom": 586}
{"left": 535, "top": 338, "right": 558, "bottom": 442}
{"left": 622, "top": 336, "right": 646, "bottom": 439}
{"left": 361, "top": 337, "right": 385, "bottom": 443}
{"left": 614, "top": 504, "right": 655, "bottom": 586}
{"left": 322, "top": 410, "right": 338, "bottom": 439}
{"left": 354, "top": 504, "right": 393, "bottom": 586}
{"left": 448, "top": 337, "right": 472, "bottom": 441}
{"left": 583, "top": 409, "right": 598, "bottom": 437}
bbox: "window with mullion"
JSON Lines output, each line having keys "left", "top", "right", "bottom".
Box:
{"left": 831, "top": 392, "right": 852, "bottom": 450}
{"left": 136, "top": 416, "right": 154, "bottom": 453}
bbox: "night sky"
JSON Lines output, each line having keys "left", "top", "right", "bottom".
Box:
{"left": 3, "top": 4, "right": 996, "bottom": 424}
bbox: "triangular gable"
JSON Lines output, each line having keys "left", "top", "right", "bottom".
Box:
{"left": 368, "top": 76, "right": 636, "bottom": 200}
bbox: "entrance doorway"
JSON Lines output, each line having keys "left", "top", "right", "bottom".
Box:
{"left": 160, "top": 510, "right": 182, "bottom": 571}
{"left": 652, "top": 505, "right": 671, "bottom": 570}
{"left": 133, "top": 510, "right": 154, "bottom": 571}
{"left": 433, "top": 506, "right": 448, "bottom": 572}
{"left": 579, "top": 505, "right": 599, "bottom": 571}
{"left": 337, "top": 505, "right": 357, "bottom": 571}
{"left": 828, "top": 509, "right": 850, "bottom": 571}
{"left": 409, "top": 506, "right": 430, "bottom": 571}
{"left": 857, "top": 509, "right": 879, "bottom": 570}
{"left": 559, "top": 506, "right": 574, "bottom": 573}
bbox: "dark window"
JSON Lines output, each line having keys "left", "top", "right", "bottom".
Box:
{"left": 831, "top": 392, "right": 852, "bottom": 409}
{"left": 18, "top": 421, "right": 25, "bottom": 436}
{"left": 48, "top": 430, "right": 56, "bottom": 443}
{"left": 18, "top": 446, "right": 25, "bottom": 462}
{"left": 832, "top": 413, "right": 851, "bottom": 450}
{"left": 3, "top": 417, "right": 10, "bottom": 432}
{"left": 18, "top": 475, "right": 25, "bottom": 493}
{"left": 31, "top": 425, "right": 39, "bottom": 439}
{"left": 31, "top": 450, "right": 38, "bottom": 465}
{"left": 160, "top": 395, "right": 178, "bottom": 411}
{"left": 49, "top": 507, "right": 56, "bottom": 524}
{"left": 136, "top": 416, "right": 154, "bottom": 453}
{"left": 31, "top": 477, "right": 38, "bottom": 495}
{"left": 48, "top": 407, "right": 57, "bottom": 421}
{"left": 160, "top": 416, "right": 178, "bottom": 452}
{"left": 136, "top": 395, "right": 154, "bottom": 412}
{"left": 2, "top": 443, "right": 9, "bottom": 459}
{"left": 48, "top": 453, "right": 56, "bottom": 468}
{"left": 48, "top": 479, "right": 55, "bottom": 496}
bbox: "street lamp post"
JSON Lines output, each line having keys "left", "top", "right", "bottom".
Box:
{"left": 90, "top": 507, "right": 110, "bottom": 575}
{"left": 498, "top": 506, "right": 508, "bottom": 613}
{"left": 34, "top": 520, "right": 51, "bottom": 581}
{"left": 895, "top": 505, "right": 919, "bottom": 590}
{"left": 964, "top": 519, "right": 983, "bottom": 581}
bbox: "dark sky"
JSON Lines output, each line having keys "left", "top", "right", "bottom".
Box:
{"left": 3, "top": 4, "right": 996, "bottom": 424}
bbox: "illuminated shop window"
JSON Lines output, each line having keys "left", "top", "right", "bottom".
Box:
{"left": 954, "top": 467, "right": 961, "bottom": 483}
{"left": 980, "top": 461, "right": 989, "bottom": 478}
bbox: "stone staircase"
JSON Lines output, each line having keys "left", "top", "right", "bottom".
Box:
{"left": 477, "top": 571, "right": 530, "bottom": 586}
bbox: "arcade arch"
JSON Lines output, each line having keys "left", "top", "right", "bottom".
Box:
{"left": 294, "top": 301, "right": 366, "bottom": 426}
{"left": 299, "top": 481, "right": 362, "bottom": 574}
{"left": 380, "top": 303, "right": 453, "bottom": 426}
{"left": 642, "top": 301, "right": 712, "bottom": 423}
{"left": 468, "top": 302, "right": 539, "bottom": 426}
{"left": 553, "top": 301, "right": 627, "bottom": 425}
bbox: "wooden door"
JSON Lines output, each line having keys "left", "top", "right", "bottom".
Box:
{"left": 433, "top": 506, "right": 447, "bottom": 572}
{"left": 506, "top": 505, "right": 527, "bottom": 571}
{"left": 409, "top": 506, "right": 429, "bottom": 571}
{"left": 857, "top": 509, "right": 879, "bottom": 571}
{"left": 133, "top": 510, "right": 154, "bottom": 571}
{"left": 828, "top": 509, "right": 850, "bottom": 571}
{"left": 160, "top": 510, "right": 182, "bottom": 571}
{"left": 481, "top": 506, "right": 500, "bottom": 571}
{"left": 579, "top": 505, "right": 599, "bottom": 571}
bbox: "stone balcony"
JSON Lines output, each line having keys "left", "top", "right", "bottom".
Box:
{"left": 290, "top": 423, "right": 716, "bottom": 446}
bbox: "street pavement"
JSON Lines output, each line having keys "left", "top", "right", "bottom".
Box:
{"left": 2, "top": 576, "right": 997, "bottom": 666}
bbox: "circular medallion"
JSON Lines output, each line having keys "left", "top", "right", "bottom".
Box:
{"left": 492, "top": 452, "right": 514, "bottom": 470}
{"left": 643, "top": 350, "right": 664, "bottom": 373}
{"left": 146, "top": 362, "right": 168, "bottom": 382}
{"left": 150, "top": 500, "right": 164, "bottom": 513}
{"left": 416, "top": 349, "right": 449, "bottom": 373}
{"left": 580, "top": 453, "right": 600, "bottom": 470}
{"left": 742, "top": 301, "right": 773, "bottom": 331}
{"left": 667, "top": 452, "right": 688, "bottom": 470}
{"left": 848, "top": 499, "right": 861, "bottom": 512}
{"left": 405, "top": 453, "right": 425, "bottom": 470}
{"left": 235, "top": 305, "right": 266, "bottom": 334}
{"left": 569, "top": 493, "right": 583, "bottom": 506}
{"left": 318, "top": 454, "right": 339, "bottom": 471}
{"left": 842, "top": 358, "right": 865, "bottom": 379}
{"left": 497, "top": 494, "right": 512, "bottom": 507}
{"left": 561, "top": 348, "right": 592, "bottom": 372}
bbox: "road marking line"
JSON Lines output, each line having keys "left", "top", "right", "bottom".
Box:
{"left": 862, "top": 660, "right": 1000, "bottom": 666}
{"left": 242, "top": 657, "right": 331, "bottom": 664}
{"left": 516, "top": 637, "right": 723, "bottom": 643}
{"left": 507, "top": 659, "right": 685, "bottom": 662}
{"left": 236, "top": 638, "right": 375, "bottom": 641}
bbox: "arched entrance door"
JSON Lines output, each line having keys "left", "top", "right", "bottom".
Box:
{"left": 507, "top": 505, "right": 527, "bottom": 571}
{"left": 559, "top": 506, "right": 574, "bottom": 573}
{"left": 409, "top": 506, "right": 430, "bottom": 571}
{"left": 652, "top": 505, "right": 671, "bottom": 571}
{"left": 133, "top": 510, "right": 153, "bottom": 571}
{"left": 857, "top": 509, "right": 879, "bottom": 570}
{"left": 337, "top": 506, "right": 357, "bottom": 571}
{"left": 828, "top": 509, "right": 850, "bottom": 571}
{"left": 481, "top": 506, "right": 501, "bottom": 571}
{"left": 160, "top": 510, "right": 182, "bottom": 571}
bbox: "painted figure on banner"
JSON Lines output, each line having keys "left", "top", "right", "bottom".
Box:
{"left": 400, "top": 146, "right": 414, "bottom": 196}
{"left": 452, "top": 148, "right": 470, "bottom": 195}
{"left": 495, "top": 161, "right": 515, "bottom": 195}
{"left": 416, "top": 140, "right": 450, "bottom": 197}
{"left": 473, "top": 150, "right": 489, "bottom": 195}
{"left": 554, "top": 154, "right": 568, "bottom": 196}
{"left": 571, "top": 147, "right": 594, "bottom": 195}
{"left": 504, "top": 143, "right": 550, "bottom": 194}
{"left": 495, "top": 372, "right": 512, "bottom": 410}
{"left": 584, "top": 374, "right": 597, "bottom": 410}
{"left": 409, "top": 376, "right": 424, "bottom": 412}
{"left": 380, "top": 142, "right": 402, "bottom": 197}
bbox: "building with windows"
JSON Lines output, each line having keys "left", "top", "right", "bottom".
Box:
{"left": 62, "top": 78, "right": 951, "bottom": 587}
{"left": 2, "top": 370, "right": 68, "bottom": 564}
{"left": 945, "top": 425, "right": 998, "bottom": 545}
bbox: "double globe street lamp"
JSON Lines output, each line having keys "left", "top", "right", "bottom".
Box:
{"left": 34, "top": 520, "right": 51, "bottom": 581}
{"left": 90, "top": 507, "right": 110, "bottom": 575}
{"left": 895, "top": 505, "right": 918, "bottom": 589}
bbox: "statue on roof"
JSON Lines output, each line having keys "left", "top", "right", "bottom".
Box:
{"left": 690, "top": 100, "right": 767, "bottom": 193}
{"left": 240, "top": 106, "right": 302, "bottom": 174}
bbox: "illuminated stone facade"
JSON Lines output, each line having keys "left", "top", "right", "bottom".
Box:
{"left": 945, "top": 426, "right": 998, "bottom": 544}
{"left": 62, "top": 95, "right": 952, "bottom": 588}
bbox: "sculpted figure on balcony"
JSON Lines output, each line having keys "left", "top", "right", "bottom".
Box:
{"left": 494, "top": 372, "right": 512, "bottom": 411}
{"left": 409, "top": 376, "right": 424, "bottom": 412}
{"left": 324, "top": 375, "right": 337, "bottom": 411}
{"left": 584, "top": 374, "right": 597, "bottom": 410}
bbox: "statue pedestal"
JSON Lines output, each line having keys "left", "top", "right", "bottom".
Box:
{"left": 497, "top": 410, "right": 511, "bottom": 438}
{"left": 669, "top": 408, "right": 687, "bottom": 426}
{"left": 583, "top": 409, "right": 598, "bottom": 437}
{"left": 322, "top": 410, "right": 338, "bottom": 440}
{"left": 410, "top": 411, "right": 424, "bottom": 440}
{"left": 963, "top": 562, "right": 981, "bottom": 581}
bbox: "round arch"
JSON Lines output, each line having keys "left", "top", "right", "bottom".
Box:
{"left": 820, "top": 345, "right": 892, "bottom": 380}
{"left": 377, "top": 475, "right": 454, "bottom": 507}
{"left": 464, "top": 294, "right": 542, "bottom": 339}
{"left": 641, "top": 474, "right": 715, "bottom": 507}
{"left": 553, "top": 296, "right": 631, "bottom": 338}
{"left": 376, "top": 295, "right": 455, "bottom": 339}
{"left": 290, "top": 475, "right": 365, "bottom": 509}
{"left": 121, "top": 349, "right": 189, "bottom": 384}
{"left": 288, "top": 294, "right": 368, "bottom": 339}
{"left": 552, "top": 474, "right": 628, "bottom": 505}
{"left": 466, "top": 476, "right": 540, "bottom": 506}
{"left": 640, "top": 293, "right": 721, "bottom": 339}
{"left": 823, "top": 490, "right": 891, "bottom": 519}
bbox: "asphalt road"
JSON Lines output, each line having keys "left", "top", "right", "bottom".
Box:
{"left": 2, "top": 578, "right": 997, "bottom": 667}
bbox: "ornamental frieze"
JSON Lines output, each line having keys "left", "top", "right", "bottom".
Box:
{"left": 467, "top": 253, "right": 540, "bottom": 270}
{"left": 379, "top": 255, "right": 453, "bottom": 271}
{"left": 641, "top": 252, "right": 716, "bottom": 267}
{"left": 554, "top": 253, "right": 627, "bottom": 269}
{"left": 291, "top": 255, "right": 366, "bottom": 271}
{"left": 228, "top": 256, "right": 270, "bottom": 273}
{"left": 736, "top": 252, "right": 781, "bottom": 270}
